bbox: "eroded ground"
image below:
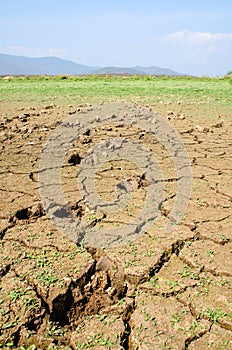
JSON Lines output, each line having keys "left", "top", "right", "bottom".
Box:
{"left": 0, "top": 98, "right": 231, "bottom": 349}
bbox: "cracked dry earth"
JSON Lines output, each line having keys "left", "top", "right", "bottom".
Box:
{"left": 0, "top": 102, "right": 232, "bottom": 349}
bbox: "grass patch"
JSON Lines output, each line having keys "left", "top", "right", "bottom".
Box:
{"left": 0, "top": 75, "right": 231, "bottom": 108}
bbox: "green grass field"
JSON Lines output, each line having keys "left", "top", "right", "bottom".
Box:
{"left": 0, "top": 75, "right": 231, "bottom": 108}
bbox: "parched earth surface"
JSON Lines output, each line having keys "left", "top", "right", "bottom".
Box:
{"left": 0, "top": 100, "right": 231, "bottom": 349}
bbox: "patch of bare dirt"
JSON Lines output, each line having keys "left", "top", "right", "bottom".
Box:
{"left": 0, "top": 101, "right": 231, "bottom": 349}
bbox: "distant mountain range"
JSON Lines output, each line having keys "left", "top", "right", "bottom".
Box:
{"left": 0, "top": 53, "right": 184, "bottom": 76}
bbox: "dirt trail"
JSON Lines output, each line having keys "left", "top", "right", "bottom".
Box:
{"left": 0, "top": 102, "right": 231, "bottom": 349}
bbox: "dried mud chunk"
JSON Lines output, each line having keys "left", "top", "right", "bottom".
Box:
{"left": 188, "top": 324, "right": 232, "bottom": 350}
{"left": 96, "top": 256, "right": 114, "bottom": 271}
{"left": 109, "top": 226, "right": 193, "bottom": 285}
{"left": 212, "top": 121, "right": 224, "bottom": 128}
{"left": 179, "top": 240, "right": 232, "bottom": 276}
{"left": 196, "top": 220, "right": 232, "bottom": 243}
{"left": 81, "top": 282, "right": 114, "bottom": 318}
{"left": 4, "top": 218, "right": 77, "bottom": 251}
{"left": 185, "top": 179, "right": 231, "bottom": 223}
{"left": 96, "top": 256, "right": 125, "bottom": 298}
{"left": 0, "top": 239, "right": 24, "bottom": 264}
{"left": 85, "top": 248, "right": 125, "bottom": 299}
{"left": 216, "top": 172, "right": 232, "bottom": 197}
{"left": 70, "top": 314, "right": 124, "bottom": 350}
{"left": 12, "top": 245, "right": 94, "bottom": 317}
{"left": 130, "top": 293, "right": 210, "bottom": 350}
{"left": 0, "top": 271, "right": 44, "bottom": 348}
{"left": 178, "top": 275, "right": 232, "bottom": 329}
{"left": 139, "top": 254, "right": 200, "bottom": 295}
{"left": 29, "top": 202, "right": 45, "bottom": 217}
{"left": 79, "top": 135, "right": 92, "bottom": 144}
{"left": 18, "top": 323, "right": 73, "bottom": 350}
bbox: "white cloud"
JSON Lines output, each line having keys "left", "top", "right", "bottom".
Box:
{"left": 164, "top": 30, "right": 232, "bottom": 43}
{"left": 159, "top": 30, "right": 232, "bottom": 76}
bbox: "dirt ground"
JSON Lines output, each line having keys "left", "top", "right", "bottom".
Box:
{"left": 0, "top": 99, "right": 231, "bottom": 349}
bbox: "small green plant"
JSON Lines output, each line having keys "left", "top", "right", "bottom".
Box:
{"left": 144, "top": 249, "right": 156, "bottom": 257}
{"left": 86, "top": 215, "right": 96, "bottom": 221}
{"left": 95, "top": 314, "right": 107, "bottom": 322}
{"left": 46, "top": 231, "right": 55, "bottom": 236}
{"left": 10, "top": 288, "right": 25, "bottom": 302}
{"left": 47, "top": 322, "right": 65, "bottom": 337}
{"left": 23, "top": 297, "right": 38, "bottom": 310}
{"left": 165, "top": 279, "right": 179, "bottom": 289}
{"left": 205, "top": 307, "right": 227, "bottom": 323}
{"left": 178, "top": 265, "right": 198, "bottom": 280}
{"left": 206, "top": 250, "right": 214, "bottom": 257}
{"left": 143, "top": 311, "right": 156, "bottom": 325}
{"left": 125, "top": 259, "right": 137, "bottom": 267}
{"left": 36, "top": 256, "right": 50, "bottom": 268}
{"left": 170, "top": 311, "right": 181, "bottom": 328}
{"left": 116, "top": 298, "right": 127, "bottom": 306}
{"left": 36, "top": 269, "right": 59, "bottom": 286}
{"left": 149, "top": 276, "right": 159, "bottom": 287}
{"left": 4, "top": 321, "right": 18, "bottom": 329}
{"left": 189, "top": 320, "right": 198, "bottom": 330}
{"left": 20, "top": 345, "right": 36, "bottom": 350}
{"left": 130, "top": 244, "right": 138, "bottom": 256}
{"left": 74, "top": 333, "right": 118, "bottom": 349}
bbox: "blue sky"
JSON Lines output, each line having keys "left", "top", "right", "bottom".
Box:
{"left": 1, "top": 0, "right": 231, "bottom": 76}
